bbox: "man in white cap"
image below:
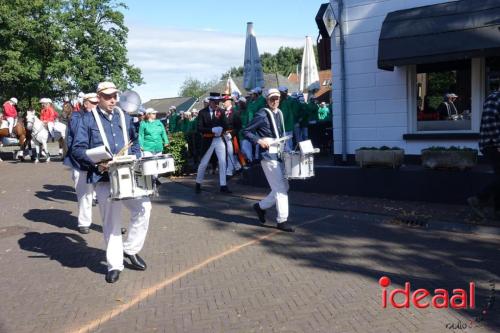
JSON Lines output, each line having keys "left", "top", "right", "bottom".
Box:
{"left": 40, "top": 98, "right": 58, "bottom": 138}
{"left": 242, "top": 88, "right": 294, "bottom": 232}
{"left": 71, "top": 81, "right": 152, "bottom": 283}
{"left": 64, "top": 93, "right": 99, "bottom": 234}
{"left": 438, "top": 93, "right": 459, "bottom": 120}
{"left": 3, "top": 97, "right": 18, "bottom": 137}
{"left": 195, "top": 93, "right": 231, "bottom": 193}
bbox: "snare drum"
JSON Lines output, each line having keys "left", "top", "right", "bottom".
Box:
{"left": 135, "top": 154, "right": 175, "bottom": 176}
{"left": 109, "top": 156, "right": 154, "bottom": 200}
{"left": 282, "top": 151, "right": 315, "bottom": 180}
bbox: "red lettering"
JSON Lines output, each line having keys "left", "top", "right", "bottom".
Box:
{"left": 450, "top": 289, "right": 467, "bottom": 309}
{"left": 469, "top": 282, "right": 475, "bottom": 308}
{"left": 390, "top": 282, "right": 410, "bottom": 308}
{"left": 412, "top": 289, "right": 430, "bottom": 308}
{"left": 432, "top": 289, "right": 449, "bottom": 308}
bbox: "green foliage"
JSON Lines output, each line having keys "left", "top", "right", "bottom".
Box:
{"left": 0, "top": 0, "right": 142, "bottom": 106}
{"left": 164, "top": 132, "right": 188, "bottom": 176}
{"left": 358, "top": 146, "right": 403, "bottom": 151}
{"left": 178, "top": 77, "right": 217, "bottom": 98}
{"left": 221, "top": 66, "right": 244, "bottom": 80}
{"left": 422, "top": 146, "right": 477, "bottom": 152}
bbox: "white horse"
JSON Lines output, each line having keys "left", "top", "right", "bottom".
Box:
{"left": 25, "top": 111, "right": 67, "bottom": 163}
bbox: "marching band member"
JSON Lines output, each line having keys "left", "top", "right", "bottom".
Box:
{"left": 3, "top": 97, "right": 18, "bottom": 138}
{"left": 222, "top": 95, "right": 242, "bottom": 177}
{"left": 71, "top": 82, "right": 152, "bottom": 283}
{"left": 195, "top": 93, "right": 230, "bottom": 194}
{"left": 242, "top": 88, "right": 294, "bottom": 232}
{"left": 64, "top": 93, "right": 99, "bottom": 234}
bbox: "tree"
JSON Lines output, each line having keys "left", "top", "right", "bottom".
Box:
{"left": 0, "top": 0, "right": 142, "bottom": 107}
{"left": 178, "top": 77, "right": 217, "bottom": 98}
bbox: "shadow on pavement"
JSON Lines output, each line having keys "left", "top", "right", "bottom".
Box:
{"left": 35, "top": 184, "right": 76, "bottom": 202}
{"left": 162, "top": 180, "right": 500, "bottom": 331}
{"left": 18, "top": 232, "right": 107, "bottom": 274}
{"left": 23, "top": 208, "right": 102, "bottom": 233}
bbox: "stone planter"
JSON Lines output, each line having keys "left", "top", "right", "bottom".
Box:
{"left": 355, "top": 149, "right": 404, "bottom": 168}
{"left": 421, "top": 149, "right": 478, "bottom": 170}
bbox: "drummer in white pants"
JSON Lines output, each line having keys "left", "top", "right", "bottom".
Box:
{"left": 71, "top": 82, "right": 152, "bottom": 284}
{"left": 63, "top": 93, "right": 99, "bottom": 234}
{"left": 242, "top": 88, "right": 294, "bottom": 232}
{"left": 195, "top": 94, "right": 231, "bottom": 193}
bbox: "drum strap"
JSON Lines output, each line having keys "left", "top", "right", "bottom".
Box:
{"left": 263, "top": 108, "right": 285, "bottom": 139}
{"left": 91, "top": 107, "right": 129, "bottom": 154}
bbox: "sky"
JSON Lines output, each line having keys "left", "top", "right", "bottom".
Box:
{"left": 122, "top": 0, "right": 326, "bottom": 102}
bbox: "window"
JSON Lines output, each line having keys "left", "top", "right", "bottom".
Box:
{"left": 415, "top": 60, "right": 471, "bottom": 131}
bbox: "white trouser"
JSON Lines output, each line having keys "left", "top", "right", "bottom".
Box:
{"left": 196, "top": 137, "right": 227, "bottom": 186}
{"left": 241, "top": 139, "right": 253, "bottom": 162}
{"left": 259, "top": 159, "right": 289, "bottom": 223}
{"left": 72, "top": 168, "right": 94, "bottom": 227}
{"left": 95, "top": 182, "right": 152, "bottom": 271}
{"left": 284, "top": 131, "right": 294, "bottom": 152}
{"left": 294, "top": 126, "right": 308, "bottom": 143}
{"left": 223, "top": 134, "right": 241, "bottom": 176}
{"left": 47, "top": 122, "right": 55, "bottom": 137}
{"left": 7, "top": 117, "right": 16, "bottom": 134}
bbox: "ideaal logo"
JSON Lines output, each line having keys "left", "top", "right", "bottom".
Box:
{"left": 379, "top": 276, "right": 475, "bottom": 309}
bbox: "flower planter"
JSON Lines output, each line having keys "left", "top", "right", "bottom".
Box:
{"left": 355, "top": 149, "right": 404, "bottom": 169}
{"left": 421, "top": 149, "right": 477, "bottom": 170}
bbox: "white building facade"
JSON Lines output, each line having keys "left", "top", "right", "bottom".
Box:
{"left": 330, "top": 0, "right": 500, "bottom": 160}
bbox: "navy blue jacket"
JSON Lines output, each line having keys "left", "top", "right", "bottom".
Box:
{"left": 71, "top": 107, "right": 140, "bottom": 183}
{"left": 242, "top": 107, "right": 284, "bottom": 161}
{"left": 63, "top": 110, "right": 86, "bottom": 170}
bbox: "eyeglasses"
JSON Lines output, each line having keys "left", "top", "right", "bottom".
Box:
{"left": 99, "top": 93, "right": 118, "bottom": 100}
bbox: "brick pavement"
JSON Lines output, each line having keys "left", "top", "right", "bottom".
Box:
{"left": 0, "top": 161, "right": 499, "bottom": 333}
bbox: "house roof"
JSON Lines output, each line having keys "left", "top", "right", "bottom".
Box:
{"left": 143, "top": 97, "right": 197, "bottom": 116}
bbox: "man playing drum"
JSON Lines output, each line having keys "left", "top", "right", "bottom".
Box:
{"left": 242, "top": 88, "right": 294, "bottom": 232}
{"left": 71, "top": 81, "right": 152, "bottom": 284}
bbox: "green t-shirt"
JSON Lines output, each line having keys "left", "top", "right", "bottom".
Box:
{"left": 318, "top": 106, "right": 331, "bottom": 122}
{"left": 168, "top": 113, "right": 179, "bottom": 133}
{"left": 139, "top": 120, "right": 169, "bottom": 153}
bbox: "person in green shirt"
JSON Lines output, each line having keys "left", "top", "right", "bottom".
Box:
{"left": 139, "top": 108, "right": 169, "bottom": 154}
{"left": 293, "top": 94, "right": 309, "bottom": 142}
{"left": 278, "top": 86, "right": 297, "bottom": 151}
{"left": 318, "top": 102, "right": 332, "bottom": 122}
{"left": 167, "top": 106, "right": 179, "bottom": 133}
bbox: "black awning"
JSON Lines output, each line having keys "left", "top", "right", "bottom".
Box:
{"left": 378, "top": 0, "right": 500, "bottom": 71}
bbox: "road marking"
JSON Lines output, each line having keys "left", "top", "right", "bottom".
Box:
{"left": 70, "top": 214, "right": 333, "bottom": 333}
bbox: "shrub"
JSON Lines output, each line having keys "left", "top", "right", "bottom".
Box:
{"left": 164, "top": 132, "right": 188, "bottom": 176}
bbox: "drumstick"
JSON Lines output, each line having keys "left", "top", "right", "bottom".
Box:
{"left": 116, "top": 141, "right": 133, "bottom": 157}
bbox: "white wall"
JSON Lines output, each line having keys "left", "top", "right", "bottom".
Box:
{"left": 330, "top": 0, "right": 479, "bottom": 155}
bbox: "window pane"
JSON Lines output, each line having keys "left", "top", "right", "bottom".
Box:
{"left": 486, "top": 57, "right": 500, "bottom": 96}
{"left": 416, "top": 61, "right": 471, "bottom": 131}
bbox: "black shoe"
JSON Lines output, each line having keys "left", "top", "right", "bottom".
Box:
{"left": 92, "top": 199, "right": 98, "bottom": 206}
{"left": 121, "top": 228, "right": 127, "bottom": 235}
{"left": 78, "top": 226, "right": 90, "bottom": 234}
{"left": 195, "top": 183, "right": 201, "bottom": 194}
{"left": 277, "top": 222, "right": 295, "bottom": 232}
{"left": 253, "top": 203, "right": 266, "bottom": 224}
{"left": 105, "top": 269, "right": 120, "bottom": 283}
{"left": 124, "top": 252, "right": 147, "bottom": 271}
{"left": 154, "top": 178, "right": 162, "bottom": 187}
{"left": 220, "top": 186, "right": 232, "bottom": 194}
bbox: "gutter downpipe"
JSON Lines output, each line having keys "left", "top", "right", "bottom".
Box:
{"left": 337, "top": 0, "right": 347, "bottom": 162}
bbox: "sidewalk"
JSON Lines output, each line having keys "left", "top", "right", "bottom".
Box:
{"left": 171, "top": 173, "right": 500, "bottom": 234}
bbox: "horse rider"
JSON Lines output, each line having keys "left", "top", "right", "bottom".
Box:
{"left": 3, "top": 97, "right": 18, "bottom": 138}
{"left": 71, "top": 82, "right": 152, "bottom": 284}
{"left": 64, "top": 93, "right": 99, "bottom": 234}
{"left": 39, "top": 98, "right": 58, "bottom": 139}
{"left": 195, "top": 93, "right": 231, "bottom": 194}
{"left": 242, "top": 88, "right": 295, "bottom": 232}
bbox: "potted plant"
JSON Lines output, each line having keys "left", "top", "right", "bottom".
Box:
{"left": 421, "top": 146, "right": 478, "bottom": 170}
{"left": 355, "top": 146, "right": 405, "bottom": 168}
